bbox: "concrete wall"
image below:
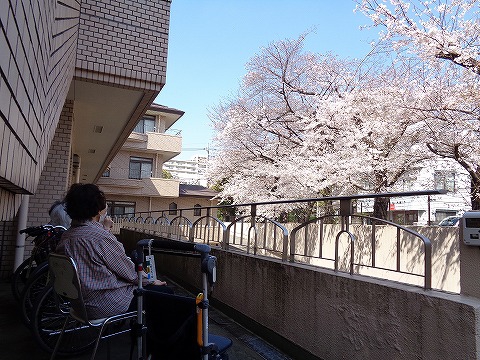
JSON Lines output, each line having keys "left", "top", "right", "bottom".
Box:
{"left": 121, "top": 229, "right": 480, "bottom": 360}
{"left": 230, "top": 222, "right": 460, "bottom": 293}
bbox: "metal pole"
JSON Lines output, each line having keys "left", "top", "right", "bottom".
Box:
{"left": 13, "top": 195, "right": 29, "bottom": 271}
{"left": 137, "top": 259, "right": 145, "bottom": 359}
{"left": 427, "top": 195, "right": 431, "bottom": 226}
{"left": 202, "top": 273, "right": 209, "bottom": 360}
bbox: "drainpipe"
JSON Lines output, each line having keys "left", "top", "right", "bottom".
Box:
{"left": 13, "top": 194, "right": 29, "bottom": 271}
{"left": 72, "top": 154, "right": 80, "bottom": 183}
{"left": 427, "top": 195, "right": 431, "bottom": 226}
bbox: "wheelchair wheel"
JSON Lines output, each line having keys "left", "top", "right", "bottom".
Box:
{"left": 20, "top": 262, "right": 49, "bottom": 326}
{"left": 11, "top": 256, "right": 37, "bottom": 301}
{"left": 32, "top": 286, "right": 97, "bottom": 356}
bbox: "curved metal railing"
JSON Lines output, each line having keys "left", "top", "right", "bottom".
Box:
{"left": 113, "top": 190, "right": 445, "bottom": 289}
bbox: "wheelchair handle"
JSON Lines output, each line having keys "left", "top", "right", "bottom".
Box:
{"left": 136, "top": 238, "right": 211, "bottom": 256}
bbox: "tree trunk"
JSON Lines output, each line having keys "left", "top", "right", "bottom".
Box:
{"left": 471, "top": 178, "right": 480, "bottom": 210}
{"left": 373, "top": 197, "right": 389, "bottom": 220}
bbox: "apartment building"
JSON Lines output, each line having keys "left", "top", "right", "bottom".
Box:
{"left": 357, "top": 159, "right": 472, "bottom": 225}
{"left": 97, "top": 105, "right": 217, "bottom": 223}
{"left": 0, "top": 0, "right": 172, "bottom": 278}
{"left": 163, "top": 156, "right": 208, "bottom": 186}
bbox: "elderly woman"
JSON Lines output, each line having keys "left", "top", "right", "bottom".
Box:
{"left": 56, "top": 183, "right": 169, "bottom": 319}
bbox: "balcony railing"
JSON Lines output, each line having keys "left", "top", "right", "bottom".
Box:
{"left": 113, "top": 190, "right": 448, "bottom": 290}
{"left": 97, "top": 177, "right": 179, "bottom": 197}
{"left": 124, "top": 130, "right": 182, "bottom": 154}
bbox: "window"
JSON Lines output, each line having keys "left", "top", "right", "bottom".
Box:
{"left": 435, "top": 210, "right": 457, "bottom": 223}
{"left": 134, "top": 115, "right": 156, "bottom": 133}
{"left": 129, "top": 157, "right": 153, "bottom": 179}
{"left": 434, "top": 171, "right": 456, "bottom": 192}
{"left": 169, "top": 202, "right": 177, "bottom": 215}
{"left": 194, "top": 204, "right": 202, "bottom": 217}
{"left": 392, "top": 211, "right": 418, "bottom": 225}
{"left": 102, "top": 167, "right": 110, "bottom": 177}
{"left": 106, "top": 201, "right": 135, "bottom": 217}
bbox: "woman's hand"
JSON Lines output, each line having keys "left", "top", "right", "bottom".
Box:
{"left": 152, "top": 279, "right": 167, "bottom": 286}
{"left": 102, "top": 216, "right": 114, "bottom": 230}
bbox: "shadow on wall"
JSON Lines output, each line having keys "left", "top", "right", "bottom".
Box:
{"left": 284, "top": 224, "right": 459, "bottom": 293}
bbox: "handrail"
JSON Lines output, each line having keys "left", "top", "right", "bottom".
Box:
{"left": 190, "top": 210, "right": 226, "bottom": 245}
{"left": 116, "top": 190, "right": 443, "bottom": 290}
{"left": 353, "top": 214, "right": 432, "bottom": 290}
{"left": 115, "top": 190, "right": 446, "bottom": 218}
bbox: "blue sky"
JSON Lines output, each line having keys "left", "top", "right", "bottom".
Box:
{"left": 155, "top": 0, "right": 378, "bottom": 160}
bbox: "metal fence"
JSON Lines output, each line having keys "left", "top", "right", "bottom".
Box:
{"left": 114, "top": 190, "right": 446, "bottom": 290}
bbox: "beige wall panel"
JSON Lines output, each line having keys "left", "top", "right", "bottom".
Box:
{"left": 0, "top": 0, "right": 79, "bottom": 220}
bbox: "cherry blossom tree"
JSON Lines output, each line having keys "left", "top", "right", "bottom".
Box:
{"left": 208, "top": 34, "right": 360, "bottom": 215}
{"left": 209, "top": 1, "right": 480, "bottom": 217}
{"left": 408, "top": 64, "right": 480, "bottom": 208}
{"left": 355, "top": 0, "right": 480, "bottom": 73}
{"left": 208, "top": 35, "right": 431, "bottom": 218}
{"left": 356, "top": 0, "right": 480, "bottom": 208}
{"left": 301, "top": 59, "right": 437, "bottom": 218}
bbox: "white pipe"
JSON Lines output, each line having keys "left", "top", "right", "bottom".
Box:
{"left": 13, "top": 194, "right": 29, "bottom": 271}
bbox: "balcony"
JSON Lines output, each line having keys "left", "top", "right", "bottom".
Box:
{"left": 123, "top": 130, "right": 182, "bottom": 158}
{"left": 97, "top": 177, "right": 180, "bottom": 197}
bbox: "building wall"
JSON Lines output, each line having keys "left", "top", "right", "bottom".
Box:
{"left": 27, "top": 101, "right": 74, "bottom": 226}
{"left": 108, "top": 150, "right": 144, "bottom": 179}
{"left": 164, "top": 156, "right": 208, "bottom": 186}
{"left": 0, "top": 0, "right": 79, "bottom": 277}
{"left": 76, "top": 0, "right": 169, "bottom": 92}
{"left": 0, "top": 0, "right": 172, "bottom": 278}
{"left": 357, "top": 160, "right": 472, "bottom": 225}
{"left": 0, "top": 0, "right": 79, "bottom": 218}
{"left": 0, "top": 213, "right": 19, "bottom": 278}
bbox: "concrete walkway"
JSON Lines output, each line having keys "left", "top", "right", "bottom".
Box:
{"left": 0, "top": 279, "right": 292, "bottom": 360}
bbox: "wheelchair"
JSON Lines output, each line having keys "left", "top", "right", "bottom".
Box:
{"left": 12, "top": 224, "right": 66, "bottom": 301}
{"left": 134, "top": 238, "right": 232, "bottom": 360}
{"left": 31, "top": 238, "right": 232, "bottom": 360}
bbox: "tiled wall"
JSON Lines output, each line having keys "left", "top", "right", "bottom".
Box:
{"left": 0, "top": 0, "right": 79, "bottom": 220}
{"left": 76, "top": 0, "right": 170, "bottom": 91}
{"left": 27, "top": 101, "right": 74, "bottom": 228}
{"left": 0, "top": 0, "right": 79, "bottom": 277}
{"left": 0, "top": 219, "right": 17, "bottom": 278}
{"left": 0, "top": 0, "right": 172, "bottom": 277}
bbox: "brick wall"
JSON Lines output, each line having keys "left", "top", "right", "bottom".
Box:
{"left": 76, "top": 0, "right": 171, "bottom": 92}
{"left": 28, "top": 101, "right": 74, "bottom": 227}
{"left": 0, "top": 209, "right": 19, "bottom": 277}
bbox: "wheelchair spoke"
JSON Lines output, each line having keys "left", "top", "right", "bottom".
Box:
{"left": 32, "top": 286, "right": 97, "bottom": 356}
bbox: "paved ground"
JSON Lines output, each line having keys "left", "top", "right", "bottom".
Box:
{"left": 0, "top": 279, "right": 292, "bottom": 360}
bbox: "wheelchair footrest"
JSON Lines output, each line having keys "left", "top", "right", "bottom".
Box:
{"left": 205, "top": 334, "right": 233, "bottom": 355}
